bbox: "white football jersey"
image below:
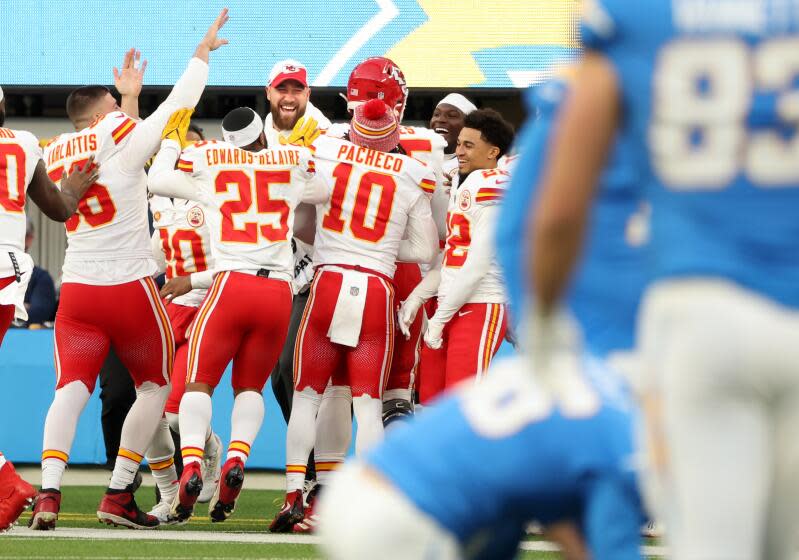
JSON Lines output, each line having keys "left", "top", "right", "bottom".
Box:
{"left": 176, "top": 140, "right": 314, "bottom": 279}
{"left": 310, "top": 135, "right": 436, "bottom": 278}
{"left": 326, "top": 123, "right": 448, "bottom": 245}
{"left": 0, "top": 128, "right": 41, "bottom": 317}
{"left": 0, "top": 128, "right": 42, "bottom": 253}
{"left": 438, "top": 167, "right": 509, "bottom": 304}
{"left": 150, "top": 195, "right": 213, "bottom": 307}
{"left": 44, "top": 111, "right": 155, "bottom": 284}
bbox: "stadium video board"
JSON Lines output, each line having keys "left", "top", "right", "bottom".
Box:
{"left": 1, "top": 0, "right": 579, "bottom": 88}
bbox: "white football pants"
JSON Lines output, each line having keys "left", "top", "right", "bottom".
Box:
{"left": 317, "top": 462, "right": 460, "bottom": 560}
{"left": 639, "top": 279, "right": 799, "bottom": 560}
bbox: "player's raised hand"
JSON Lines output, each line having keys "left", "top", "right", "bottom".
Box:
{"left": 279, "top": 116, "right": 321, "bottom": 147}
{"left": 114, "top": 48, "right": 147, "bottom": 98}
{"left": 162, "top": 109, "right": 195, "bottom": 147}
{"left": 194, "top": 8, "right": 229, "bottom": 61}
{"left": 61, "top": 156, "right": 99, "bottom": 202}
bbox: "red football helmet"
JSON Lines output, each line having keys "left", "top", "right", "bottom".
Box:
{"left": 346, "top": 57, "right": 409, "bottom": 121}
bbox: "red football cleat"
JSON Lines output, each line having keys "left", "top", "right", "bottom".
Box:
{"left": 171, "top": 461, "right": 203, "bottom": 523}
{"left": 97, "top": 485, "right": 159, "bottom": 529}
{"left": 208, "top": 458, "right": 244, "bottom": 523}
{"left": 0, "top": 461, "right": 36, "bottom": 532}
{"left": 28, "top": 489, "right": 61, "bottom": 531}
{"left": 269, "top": 489, "right": 305, "bottom": 533}
{"left": 292, "top": 484, "right": 320, "bottom": 534}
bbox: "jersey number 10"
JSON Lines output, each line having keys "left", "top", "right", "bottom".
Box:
{"left": 0, "top": 144, "right": 26, "bottom": 213}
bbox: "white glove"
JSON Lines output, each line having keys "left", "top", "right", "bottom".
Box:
{"left": 423, "top": 317, "right": 444, "bottom": 350}
{"left": 526, "top": 307, "right": 581, "bottom": 370}
{"left": 397, "top": 296, "right": 424, "bottom": 340}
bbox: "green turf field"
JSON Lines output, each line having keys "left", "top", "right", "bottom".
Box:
{"left": 0, "top": 485, "right": 571, "bottom": 559}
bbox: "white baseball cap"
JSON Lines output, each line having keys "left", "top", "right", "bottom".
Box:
{"left": 269, "top": 60, "right": 308, "bottom": 88}
{"left": 0, "top": 86, "right": 4, "bottom": 103}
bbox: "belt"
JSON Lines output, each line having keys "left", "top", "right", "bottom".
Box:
{"left": 319, "top": 263, "right": 394, "bottom": 286}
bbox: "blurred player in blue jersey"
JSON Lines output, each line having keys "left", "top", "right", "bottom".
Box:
{"left": 317, "top": 78, "right": 648, "bottom": 560}
{"left": 531, "top": 1, "right": 799, "bottom": 558}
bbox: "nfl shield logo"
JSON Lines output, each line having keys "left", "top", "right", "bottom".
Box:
{"left": 350, "top": 287, "right": 359, "bottom": 297}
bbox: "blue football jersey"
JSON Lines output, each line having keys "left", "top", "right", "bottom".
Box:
{"left": 495, "top": 80, "right": 647, "bottom": 356}
{"left": 366, "top": 356, "right": 646, "bottom": 560}
{"left": 582, "top": 0, "right": 799, "bottom": 308}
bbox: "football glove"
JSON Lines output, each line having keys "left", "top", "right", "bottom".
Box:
{"left": 397, "top": 296, "right": 423, "bottom": 340}
{"left": 279, "top": 116, "right": 321, "bottom": 147}
{"left": 423, "top": 317, "right": 444, "bottom": 350}
{"left": 162, "top": 108, "right": 194, "bottom": 148}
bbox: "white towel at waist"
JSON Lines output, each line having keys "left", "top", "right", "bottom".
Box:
{"left": 0, "top": 251, "right": 34, "bottom": 321}
{"left": 326, "top": 268, "right": 369, "bottom": 347}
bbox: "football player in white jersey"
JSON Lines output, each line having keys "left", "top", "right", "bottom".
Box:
{"left": 0, "top": 85, "right": 97, "bottom": 532}
{"left": 148, "top": 106, "right": 326, "bottom": 524}
{"left": 263, "top": 59, "right": 331, "bottom": 147}
{"left": 327, "top": 57, "right": 447, "bottom": 419}
{"left": 398, "top": 109, "right": 514, "bottom": 401}
{"left": 270, "top": 99, "right": 438, "bottom": 534}
{"left": 143, "top": 123, "right": 222, "bottom": 524}
{"left": 29, "top": 10, "right": 229, "bottom": 531}
{"left": 262, "top": 61, "right": 329, "bottom": 501}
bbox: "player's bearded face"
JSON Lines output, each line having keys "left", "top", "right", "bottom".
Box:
{"left": 430, "top": 103, "right": 465, "bottom": 154}
{"left": 456, "top": 127, "right": 499, "bottom": 174}
{"left": 268, "top": 81, "right": 309, "bottom": 131}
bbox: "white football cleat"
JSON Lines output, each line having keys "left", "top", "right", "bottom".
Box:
{"left": 148, "top": 499, "right": 185, "bottom": 526}
{"left": 198, "top": 433, "right": 222, "bottom": 503}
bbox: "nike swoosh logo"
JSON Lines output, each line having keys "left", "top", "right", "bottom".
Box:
{"left": 495, "top": 180, "right": 510, "bottom": 185}
{"left": 458, "top": 310, "right": 472, "bottom": 317}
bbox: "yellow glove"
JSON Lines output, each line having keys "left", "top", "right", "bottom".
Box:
{"left": 162, "top": 109, "right": 194, "bottom": 148}
{"left": 279, "top": 116, "right": 321, "bottom": 147}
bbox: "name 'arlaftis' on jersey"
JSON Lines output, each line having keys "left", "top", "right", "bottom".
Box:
{"left": 44, "top": 111, "right": 155, "bottom": 284}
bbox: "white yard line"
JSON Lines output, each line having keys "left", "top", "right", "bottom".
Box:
{"left": 3, "top": 527, "right": 667, "bottom": 557}
{"left": 3, "top": 527, "right": 320, "bottom": 544}
{"left": 14, "top": 467, "right": 285, "bottom": 491}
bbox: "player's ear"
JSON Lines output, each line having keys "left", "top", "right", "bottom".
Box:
{"left": 488, "top": 145, "right": 500, "bottom": 161}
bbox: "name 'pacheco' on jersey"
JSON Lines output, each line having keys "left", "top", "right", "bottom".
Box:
{"left": 582, "top": 0, "right": 799, "bottom": 307}
{"left": 309, "top": 134, "right": 437, "bottom": 278}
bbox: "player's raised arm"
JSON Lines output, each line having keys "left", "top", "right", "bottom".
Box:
{"left": 119, "top": 8, "right": 229, "bottom": 174}
{"left": 27, "top": 156, "right": 99, "bottom": 222}
{"left": 114, "top": 48, "right": 147, "bottom": 119}
{"left": 147, "top": 109, "right": 202, "bottom": 200}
